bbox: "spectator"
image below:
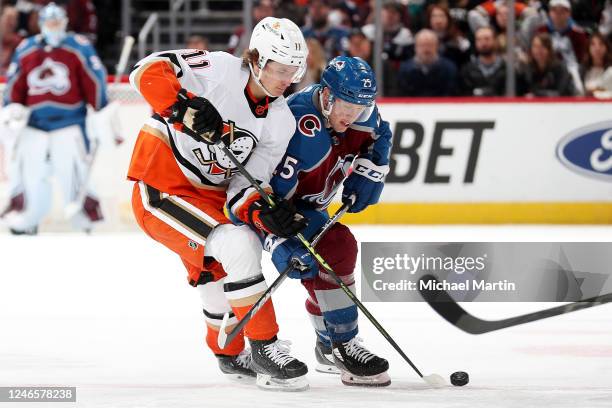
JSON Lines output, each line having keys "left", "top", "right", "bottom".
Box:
{"left": 64, "top": 0, "right": 98, "bottom": 43}
{"left": 536, "top": 0, "right": 588, "bottom": 93}
{"left": 13, "top": 0, "right": 98, "bottom": 41}
{"left": 186, "top": 35, "right": 209, "bottom": 51}
{"left": 580, "top": 32, "right": 612, "bottom": 97}
{"left": 459, "top": 26, "right": 507, "bottom": 96}
{"left": 1, "top": 6, "right": 25, "bottom": 74}
{"left": 468, "top": 0, "right": 540, "bottom": 49}
{"left": 295, "top": 38, "right": 327, "bottom": 90}
{"left": 328, "top": 3, "right": 356, "bottom": 30}
{"left": 571, "top": 0, "right": 606, "bottom": 32}
{"left": 398, "top": 29, "right": 457, "bottom": 96}
{"left": 346, "top": 28, "right": 373, "bottom": 65}
{"left": 227, "top": 0, "right": 275, "bottom": 56}
{"left": 599, "top": 0, "right": 612, "bottom": 41}
{"left": 362, "top": 1, "right": 413, "bottom": 63}
{"left": 275, "top": 0, "right": 307, "bottom": 26}
{"left": 301, "top": 0, "right": 350, "bottom": 59}
{"left": 2, "top": 0, "right": 98, "bottom": 73}
{"left": 517, "top": 32, "right": 576, "bottom": 96}
{"left": 425, "top": 4, "right": 471, "bottom": 68}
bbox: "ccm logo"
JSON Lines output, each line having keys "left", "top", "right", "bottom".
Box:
{"left": 355, "top": 164, "right": 385, "bottom": 181}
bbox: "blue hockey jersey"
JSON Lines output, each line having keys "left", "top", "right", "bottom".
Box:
{"left": 271, "top": 84, "right": 392, "bottom": 210}
{"left": 3, "top": 33, "right": 107, "bottom": 133}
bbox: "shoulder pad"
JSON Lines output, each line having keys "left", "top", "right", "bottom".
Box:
{"left": 73, "top": 33, "right": 92, "bottom": 47}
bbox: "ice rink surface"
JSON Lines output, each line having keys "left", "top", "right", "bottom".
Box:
{"left": 1, "top": 225, "right": 611, "bottom": 408}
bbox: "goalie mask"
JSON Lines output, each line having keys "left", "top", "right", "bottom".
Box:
{"left": 39, "top": 3, "right": 68, "bottom": 48}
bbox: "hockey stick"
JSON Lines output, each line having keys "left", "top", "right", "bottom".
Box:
{"left": 216, "top": 127, "right": 446, "bottom": 386}
{"left": 217, "top": 197, "right": 353, "bottom": 349}
{"left": 419, "top": 274, "right": 612, "bottom": 335}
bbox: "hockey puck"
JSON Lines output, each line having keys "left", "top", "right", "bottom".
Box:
{"left": 450, "top": 371, "right": 469, "bottom": 386}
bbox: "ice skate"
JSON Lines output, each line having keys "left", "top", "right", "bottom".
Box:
{"left": 332, "top": 337, "right": 391, "bottom": 387}
{"left": 216, "top": 348, "right": 256, "bottom": 383}
{"left": 250, "top": 337, "right": 309, "bottom": 391}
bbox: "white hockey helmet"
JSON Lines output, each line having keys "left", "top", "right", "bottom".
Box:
{"left": 248, "top": 17, "right": 308, "bottom": 85}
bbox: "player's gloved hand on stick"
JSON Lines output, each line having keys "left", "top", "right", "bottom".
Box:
{"left": 248, "top": 197, "right": 307, "bottom": 238}
{"left": 342, "top": 158, "right": 389, "bottom": 213}
{"left": 267, "top": 236, "right": 319, "bottom": 279}
{"left": 168, "top": 88, "right": 223, "bottom": 144}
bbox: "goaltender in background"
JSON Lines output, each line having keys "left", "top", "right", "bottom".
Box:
{"left": 372, "top": 278, "right": 517, "bottom": 292}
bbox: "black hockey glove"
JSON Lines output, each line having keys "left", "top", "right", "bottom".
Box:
{"left": 248, "top": 197, "right": 307, "bottom": 238}
{"left": 168, "top": 89, "right": 223, "bottom": 144}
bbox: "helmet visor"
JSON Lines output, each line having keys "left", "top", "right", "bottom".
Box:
{"left": 262, "top": 60, "right": 307, "bottom": 84}
{"left": 332, "top": 97, "right": 367, "bottom": 122}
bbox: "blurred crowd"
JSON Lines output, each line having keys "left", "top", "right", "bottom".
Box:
{"left": 230, "top": 0, "right": 612, "bottom": 97}
{"left": 2, "top": 0, "right": 612, "bottom": 98}
{"left": 1, "top": 0, "right": 98, "bottom": 69}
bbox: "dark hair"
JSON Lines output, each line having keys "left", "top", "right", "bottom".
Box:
{"left": 530, "top": 32, "right": 556, "bottom": 68}
{"left": 425, "top": 4, "right": 460, "bottom": 41}
{"left": 382, "top": 1, "right": 404, "bottom": 16}
{"left": 584, "top": 32, "right": 612, "bottom": 70}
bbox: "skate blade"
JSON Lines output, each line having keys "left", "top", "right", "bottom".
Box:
{"left": 223, "top": 372, "right": 256, "bottom": 384}
{"left": 315, "top": 363, "right": 341, "bottom": 375}
{"left": 255, "top": 374, "right": 309, "bottom": 392}
{"left": 340, "top": 371, "right": 391, "bottom": 387}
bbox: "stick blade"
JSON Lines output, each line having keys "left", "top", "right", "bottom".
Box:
{"left": 423, "top": 373, "right": 446, "bottom": 387}
{"left": 419, "top": 274, "right": 491, "bottom": 334}
{"left": 216, "top": 312, "right": 230, "bottom": 349}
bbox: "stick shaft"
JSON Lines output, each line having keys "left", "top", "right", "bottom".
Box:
{"left": 218, "top": 135, "right": 427, "bottom": 379}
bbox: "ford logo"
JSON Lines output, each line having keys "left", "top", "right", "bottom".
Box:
{"left": 556, "top": 121, "right": 612, "bottom": 181}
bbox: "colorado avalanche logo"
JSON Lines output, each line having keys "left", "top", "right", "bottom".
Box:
{"left": 192, "top": 121, "right": 258, "bottom": 179}
{"left": 332, "top": 60, "right": 346, "bottom": 71}
{"left": 27, "top": 58, "right": 71, "bottom": 96}
{"left": 302, "top": 155, "right": 354, "bottom": 207}
{"left": 298, "top": 114, "right": 321, "bottom": 137}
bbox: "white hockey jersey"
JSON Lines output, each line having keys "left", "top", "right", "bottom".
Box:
{"left": 127, "top": 49, "right": 296, "bottom": 218}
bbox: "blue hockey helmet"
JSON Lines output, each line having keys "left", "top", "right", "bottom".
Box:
{"left": 38, "top": 3, "right": 68, "bottom": 47}
{"left": 320, "top": 56, "right": 377, "bottom": 107}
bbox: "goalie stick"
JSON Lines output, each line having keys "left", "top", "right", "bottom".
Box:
{"left": 419, "top": 274, "right": 612, "bottom": 334}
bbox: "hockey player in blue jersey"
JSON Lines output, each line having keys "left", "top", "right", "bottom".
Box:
{"left": 266, "top": 56, "right": 393, "bottom": 386}
{"left": 1, "top": 3, "right": 110, "bottom": 234}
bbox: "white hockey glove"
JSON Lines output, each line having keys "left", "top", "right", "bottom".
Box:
{"left": 0, "top": 103, "right": 31, "bottom": 132}
{"left": 85, "top": 102, "right": 124, "bottom": 146}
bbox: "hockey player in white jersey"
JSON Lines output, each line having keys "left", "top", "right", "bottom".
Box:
{"left": 127, "top": 17, "right": 311, "bottom": 390}
{"left": 1, "top": 3, "right": 109, "bottom": 234}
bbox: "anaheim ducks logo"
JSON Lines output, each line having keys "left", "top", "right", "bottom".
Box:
{"left": 192, "top": 121, "right": 258, "bottom": 179}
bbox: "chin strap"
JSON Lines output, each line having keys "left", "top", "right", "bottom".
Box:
{"left": 249, "top": 62, "right": 277, "bottom": 98}
{"left": 318, "top": 88, "right": 334, "bottom": 125}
